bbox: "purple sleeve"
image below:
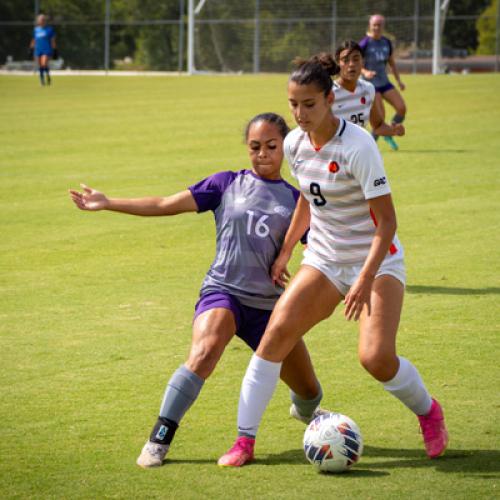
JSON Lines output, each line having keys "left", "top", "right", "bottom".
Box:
{"left": 385, "top": 37, "right": 393, "bottom": 56}
{"left": 188, "top": 170, "right": 237, "bottom": 213}
{"left": 359, "top": 36, "right": 370, "bottom": 53}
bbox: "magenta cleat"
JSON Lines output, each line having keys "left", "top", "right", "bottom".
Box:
{"left": 418, "top": 398, "right": 449, "bottom": 458}
{"left": 217, "top": 436, "right": 255, "bottom": 467}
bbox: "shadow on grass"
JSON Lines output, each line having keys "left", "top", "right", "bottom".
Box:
{"left": 165, "top": 450, "right": 307, "bottom": 467}
{"left": 407, "top": 285, "right": 500, "bottom": 296}
{"left": 165, "top": 446, "right": 500, "bottom": 476}
{"left": 361, "top": 445, "right": 500, "bottom": 475}
{"left": 395, "top": 149, "right": 468, "bottom": 154}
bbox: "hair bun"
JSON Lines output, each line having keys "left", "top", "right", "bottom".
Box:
{"left": 312, "top": 53, "right": 338, "bottom": 76}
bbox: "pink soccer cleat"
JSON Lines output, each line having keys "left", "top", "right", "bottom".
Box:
{"left": 418, "top": 398, "right": 448, "bottom": 458}
{"left": 217, "top": 436, "right": 255, "bottom": 467}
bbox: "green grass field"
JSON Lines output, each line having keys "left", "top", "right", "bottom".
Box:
{"left": 1, "top": 73, "right": 499, "bottom": 499}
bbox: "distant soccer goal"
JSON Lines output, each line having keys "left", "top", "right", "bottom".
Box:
{"left": 186, "top": 0, "right": 499, "bottom": 75}
{"left": 186, "top": 0, "right": 439, "bottom": 74}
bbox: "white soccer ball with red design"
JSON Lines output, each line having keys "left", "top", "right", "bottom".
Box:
{"left": 303, "top": 412, "right": 363, "bottom": 473}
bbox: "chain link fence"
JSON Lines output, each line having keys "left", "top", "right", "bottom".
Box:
{"left": 1, "top": 0, "right": 499, "bottom": 73}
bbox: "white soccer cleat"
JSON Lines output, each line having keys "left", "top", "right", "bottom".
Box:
{"left": 136, "top": 441, "right": 169, "bottom": 468}
{"left": 290, "top": 404, "right": 330, "bottom": 424}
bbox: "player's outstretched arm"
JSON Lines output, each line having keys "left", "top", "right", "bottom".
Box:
{"left": 69, "top": 184, "right": 198, "bottom": 216}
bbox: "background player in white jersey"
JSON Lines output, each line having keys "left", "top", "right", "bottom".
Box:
{"left": 218, "top": 59, "right": 448, "bottom": 467}
{"left": 69, "top": 113, "right": 326, "bottom": 468}
{"left": 326, "top": 40, "right": 404, "bottom": 141}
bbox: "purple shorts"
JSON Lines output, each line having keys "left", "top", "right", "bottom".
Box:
{"left": 193, "top": 292, "right": 272, "bottom": 351}
{"left": 375, "top": 82, "right": 395, "bottom": 94}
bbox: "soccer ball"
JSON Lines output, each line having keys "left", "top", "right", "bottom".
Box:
{"left": 303, "top": 412, "right": 363, "bottom": 473}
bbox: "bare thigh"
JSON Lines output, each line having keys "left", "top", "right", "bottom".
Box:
{"left": 257, "top": 265, "right": 343, "bottom": 362}
{"left": 186, "top": 308, "right": 236, "bottom": 379}
{"left": 39, "top": 54, "right": 49, "bottom": 66}
{"left": 382, "top": 88, "right": 407, "bottom": 117}
{"left": 358, "top": 275, "right": 404, "bottom": 381}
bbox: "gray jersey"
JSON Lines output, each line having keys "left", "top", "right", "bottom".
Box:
{"left": 189, "top": 170, "right": 301, "bottom": 310}
{"left": 359, "top": 35, "right": 393, "bottom": 89}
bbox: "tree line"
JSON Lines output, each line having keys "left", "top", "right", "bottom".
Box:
{"left": 0, "top": 0, "right": 495, "bottom": 71}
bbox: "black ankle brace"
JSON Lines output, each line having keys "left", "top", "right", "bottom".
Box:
{"left": 150, "top": 417, "right": 179, "bottom": 445}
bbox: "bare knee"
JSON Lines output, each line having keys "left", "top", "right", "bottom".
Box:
{"left": 186, "top": 337, "right": 224, "bottom": 379}
{"left": 359, "top": 350, "right": 398, "bottom": 382}
{"left": 257, "top": 321, "right": 295, "bottom": 361}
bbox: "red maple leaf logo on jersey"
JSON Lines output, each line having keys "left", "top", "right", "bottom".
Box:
{"left": 361, "top": 96, "right": 366, "bottom": 104}
{"left": 328, "top": 161, "right": 340, "bottom": 173}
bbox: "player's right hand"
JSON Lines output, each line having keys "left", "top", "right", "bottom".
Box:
{"left": 69, "top": 184, "right": 109, "bottom": 211}
{"left": 28, "top": 48, "right": 34, "bottom": 58}
{"left": 392, "top": 123, "right": 405, "bottom": 137}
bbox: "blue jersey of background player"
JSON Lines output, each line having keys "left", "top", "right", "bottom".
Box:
{"left": 29, "top": 14, "right": 57, "bottom": 86}
{"left": 359, "top": 14, "right": 407, "bottom": 151}
{"left": 69, "top": 112, "right": 326, "bottom": 468}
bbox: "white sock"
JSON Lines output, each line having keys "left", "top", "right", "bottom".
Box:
{"left": 237, "top": 353, "right": 282, "bottom": 438}
{"left": 383, "top": 356, "right": 432, "bottom": 416}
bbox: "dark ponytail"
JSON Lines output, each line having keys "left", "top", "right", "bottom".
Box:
{"left": 289, "top": 53, "right": 339, "bottom": 96}
{"left": 334, "top": 40, "right": 364, "bottom": 61}
{"left": 244, "top": 112, "right": 290, "bottom": 141}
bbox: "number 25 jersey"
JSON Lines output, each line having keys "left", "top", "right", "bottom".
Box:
{"left": 284, "top": 119, "right": 402, "bottom": 265}
{"left": 332, "top": 79, "right": 375, "bottom": 129}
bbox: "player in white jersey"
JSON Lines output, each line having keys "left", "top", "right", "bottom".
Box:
{"left": 330, "top": 40, "right": 404, "bottom": 143}
{"left": 219, "top": 57, "right": 448, "bottom": 467}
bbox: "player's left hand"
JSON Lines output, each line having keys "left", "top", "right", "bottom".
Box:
{"left": 52, "top": 48, "right": 59, "bottom": 60}
{"left": 344, "top": 273, "right": 374, "bottom": 321}
{"left": 392, "top": 123, "right": 405, "bottom": 136}
{"left": 398, "top": 81, "right": 406, "bottom": 91}
{"left": 271, "top": 252, "right": 291, "bottom": 287}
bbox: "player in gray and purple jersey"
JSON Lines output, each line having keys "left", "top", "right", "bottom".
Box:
{"left": 69, "top": 113, "right": 326, "bottom": 468}
{"left": 193, "top": 168, "right": 302, "bottom": 311}
{"left": 360, "top": 14, "right": 407, "bottom": 151}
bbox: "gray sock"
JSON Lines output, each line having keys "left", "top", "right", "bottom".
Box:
{"left": 159, "top": 365, "right": 204, "bottom": 423}
{"left": 392, "top": 113, "right": 405, "bottom": 124}
{"left": 290, "top": 382, "right": 323, "bottom": 418}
